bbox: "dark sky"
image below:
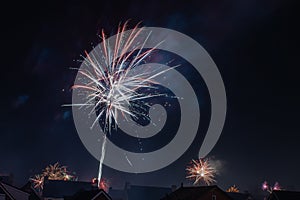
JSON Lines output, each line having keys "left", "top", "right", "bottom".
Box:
{"left": 1, "top": 0, "right": 299, "bottom": 195}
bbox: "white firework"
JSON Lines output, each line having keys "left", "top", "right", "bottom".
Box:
{"left": 66, "top": 22, "right": 176, "bottom": 188}
{"left": 186, "top": 158, "right": 217, "bottom": 185}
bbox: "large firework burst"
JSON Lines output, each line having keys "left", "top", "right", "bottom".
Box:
{"left": 66, "top": 21, "right": 175, "bottom": 187}
{"left": 69, "top": 21, "right": 171, "bottom": 132}
{"left": 186, "top": 158, "right": 217, "bottom": 186}
{"left": 30, "top": 162, "right": 75, "bottom": 191}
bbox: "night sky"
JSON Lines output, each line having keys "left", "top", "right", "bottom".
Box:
{"left": 1, "top": 0, "right": 299, "bottom": 195}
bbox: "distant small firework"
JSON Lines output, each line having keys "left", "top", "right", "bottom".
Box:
{"left": 186, "top": 158, "right": 216, "bottom": 185}
{"left": 273, "top": 182, "right": 281, "bottom": 191}
{"left": 92, "top": 178, "right": 109, "bottom": 192}
{"left": 226, "top": 185, "right": 240, "bottom": 193}
{"left": 100, "top": 179, "right": 109, "bottom": 192}
{"left": 30, "top": 162, "right": 76, "bottom": 191}
{"left": 30, "top": 174, "right": 44, "bottom": 190}
{"left": 43, "top": 162, "right": 75, "bottom": 181}
{"left": 262, "top": 181, "right": 282, "bottom": 193}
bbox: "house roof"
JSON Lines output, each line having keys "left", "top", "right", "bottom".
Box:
{"left": 108, "top": 188, "right": 125, "bottom": 200}
{"left": 0, "top": 181, "right": 30, "bottom": 200}
{"left": 21, "top": 182, "right": 41, "bottom": 200}
{"left": 227, "top": 192, "right": 253, "bottom": 200}
{"left": 162, "top": 185, "right": 232, "bottom": 200}
{"left": 65, "top": 189, "right": 112, "bottom": 200}
{"left": 268, "top": 190, "right": 300, "bottom": 200}
{"left": 126, "top": 185, "right": 172, "bottom": 200}
{"left": 43, "top": 180, "right": 97, "bottom": 198}
{"left": 0, "top": 183, "right": 14, "bottom": 200}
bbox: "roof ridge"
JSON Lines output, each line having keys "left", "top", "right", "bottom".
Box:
{"left": 0, "top": 181, "right": 16, "bottom": 200}
{"left": 130, "top": 185, "right": 171, "bottom": 189}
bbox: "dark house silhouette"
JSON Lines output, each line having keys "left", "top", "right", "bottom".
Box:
{"left": 227, "top": 192, "right": 253, "bottom": 200}
{"left": 21, "top": 181, "right": 42, "bottom": 200}
{"left": 126, "top": 185, "right": 172, "bottom": 200}
{"left": 65, "top": 189, "right": 111, "bottom": 200}
{"left": 108, "top": 187, "right": 125, "bottom": 200}
{"left": 161, "top": 185, "right": 232, "bottom": 200}
{"left": 43, "top": 179, "right": 98, "bottom": 199}
{"left": 108, "top": 183, "right": 172, "bottom": 200}
{"left": 267, "top": 190, "right": 300, "bottom": 200}
{"left": 0, "top": 181, "right": 30, "bottom": 200}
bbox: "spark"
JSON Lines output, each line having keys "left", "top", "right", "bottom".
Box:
{"left": 66, "top": 21, "right": 176, "bottom": 188}
{"left": 125, "top": 155, "right": 133, "bottom": 166}
{"left": 186, "top": 158, "right": 216, "bottom": 186}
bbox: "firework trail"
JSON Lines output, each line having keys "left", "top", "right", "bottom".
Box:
{"left": 97, "top": 135, "right": 107, "bottom": 187}
{"left": 66, "top": 22, "right": 175, "bottom": 188}
{"left": 186, "top": 158, "right": 216, "bottom": 185}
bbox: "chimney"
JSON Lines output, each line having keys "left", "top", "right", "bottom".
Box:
{"left": 9, "top": 173, "right": 14, "bottom": 185}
